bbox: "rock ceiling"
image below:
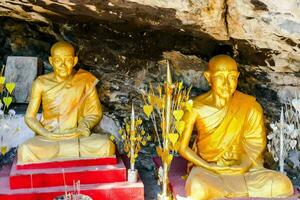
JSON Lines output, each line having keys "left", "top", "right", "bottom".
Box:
{"left": 0, "top": 0, "right": 299, "bottom": 71}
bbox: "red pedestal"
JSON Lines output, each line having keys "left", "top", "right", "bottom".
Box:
{"left": 17, "top": 156, "right": 117, "bottom": 170}
{"left": 0, "top": 157, "right": 144, "bottom": 200}
{"left": 10, "top": 159, "right": 126, "bottom": 189}
{"left": 156, "top": 157, "right": 299, "bottom": 200}
{"left": 0, "top": 175, "right": 144, "bottom": 200}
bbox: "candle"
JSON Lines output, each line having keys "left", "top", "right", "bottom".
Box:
{"left": 130, "top": 103, "right": 135, "bottom": 134}
{"left": 62, "top": 169, "right": 67, "bottom": 198}
{"left": 77, "top": 180, "right": 80, "bottom": 196}
{"left": 130, "top": 103, "right": 135, "bottom": 171}
{"left": 165, "top": 60, "right": 172, "bottom": 138}
{"left": 279, "top": 106, "right": 284, "bottom": 173}
{"left": 165, "top": 60, "right": 172, "bottom": 148}
{"left": 162, "top": 60, "right": 172, "bottom": 199}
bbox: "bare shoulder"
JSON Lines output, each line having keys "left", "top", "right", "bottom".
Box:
{"left": 235, "top": 91, "right": 261, "bottom": 108}
{"left": 235, "top": 91, "right": 264, "bottom": 115}
{"left": 235, "top": 91, "right": 255, "bottom": 102}
{"left": 36, "top": 73, "right": 54, "bottom": 83}
{"left": 76, "top": 69, "right": 97, "bottom": 83}
{"left": 32, "top": 73, "right": 54, "bottom": 91}
{"left": 192, "top": 91, "right": 211, "bottom": 107}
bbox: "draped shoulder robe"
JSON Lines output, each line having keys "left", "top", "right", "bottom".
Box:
{"left": 185, "top": 91, "right": 293, "bottom": 199}
{"left": 18, "top": 69, "right": 115, "bottom": 164}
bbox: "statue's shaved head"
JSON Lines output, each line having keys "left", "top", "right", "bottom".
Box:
{"left": 51, "top": 41, "right": 75, "bottom": 57}
{"left": 208, "top": 55, "right": 237, "bottom": 72}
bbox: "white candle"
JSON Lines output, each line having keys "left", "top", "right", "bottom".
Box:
{"left": 279, "top": 107, "right": 284, "bottom": 173}
{"left": 130, "top": 103, "right": 135, "bottom": 171}
{"left": 162, "top": 60, "right": 172, "bottom": 198}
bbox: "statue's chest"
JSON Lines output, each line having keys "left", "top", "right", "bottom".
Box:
{"left": 41, "top": 82, "right": 86, "bottom": 115}
{"left": 195, "top": 105, "right": 245, "bottom": 143}
{"left": 194, "top": 105, "right": 227, "bottom": 134}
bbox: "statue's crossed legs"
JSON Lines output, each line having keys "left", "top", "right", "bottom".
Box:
{"left": 18, "top": 134, "right": 115, "bottom": 164}
{"left": 186, "top": 166, "right": 294, "bottom": 200}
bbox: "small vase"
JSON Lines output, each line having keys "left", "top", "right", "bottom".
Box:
{"left": 127, "top": 169, "right": 138, "bottom": 183}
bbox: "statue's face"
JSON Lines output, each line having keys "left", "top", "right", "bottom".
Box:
{"left": 205, "top": 55, "right": 239, "bottom": 100}
{"left": 210, "top": 70, "right": 239, "bottom": 99}
{"left": 49, "top": 46, "right": 78, "bottom": 79}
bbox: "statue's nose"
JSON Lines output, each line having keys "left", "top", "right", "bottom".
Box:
{"left": 61, "top": 64, "right": 68, "bottom": 69}
{"left": 224, "top": 79, "right": 229, "bottom": 88}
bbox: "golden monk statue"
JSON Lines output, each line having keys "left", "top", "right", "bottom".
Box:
{"left": 179, "top": 55, "right": 293, "bottom": 199}
{"left": 18, "top": 41, "right": 115, "bottom": 164}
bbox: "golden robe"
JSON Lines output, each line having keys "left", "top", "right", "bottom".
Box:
{"left": 18, "top": 69, "right": 115, "bottom": 164}
{"left": 186, "top": 91, "right": 293, "bottom": 199}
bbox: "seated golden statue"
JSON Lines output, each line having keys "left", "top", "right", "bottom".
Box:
{"left": 18, "top": 41, "right": 115, "bottom": 164}
{"left": 179, "top": 55, "right": 293, "bottom": 199}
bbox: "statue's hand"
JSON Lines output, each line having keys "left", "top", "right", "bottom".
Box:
{"left": 209, "top": 161, "right": 249, "bottom": 175}
{"left": 222, "top": 151, "right": 239, "bottom": 161}
{"left": 45, "top": 129, "right": 80, "bottom": 140}
{"left": 53, "top": 133, "right": 80, "bottom": 140}
{"left": 76, "top": 125, "right": 91, "bottom": 137}
{"left": 227, "top": 165, "right": 248, "bottom": 175}
{"left": 208, "top": 163, "right": 246, "bottom": 175}
{"left": 208, "top": 163, "right": 230, "bottom": 174}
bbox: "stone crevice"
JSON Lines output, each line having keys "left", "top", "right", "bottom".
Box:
{"left": 223, "top": 0, "right": 230, "bottom": 37}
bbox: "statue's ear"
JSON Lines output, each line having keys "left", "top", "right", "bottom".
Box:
{"left": 204, "top": 71, "right": 211, "bottom": 85}
{"left": 73, "top": 56, "right": 78, "bottom": 66}
{"left": 49, "top": 57, "right": 53, "bottom": 66}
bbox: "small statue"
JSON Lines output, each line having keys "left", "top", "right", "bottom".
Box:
{"left": 18, "top": 41, "right": 115, "bottom": 164}
{"left": 179, "top": 55, "right": 293, "bottom": 199}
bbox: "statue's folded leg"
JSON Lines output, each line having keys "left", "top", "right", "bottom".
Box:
{"left": 186, "top": 167, "right": 294, "bottom": 200}
{"left": 18, "top": 136, "right": 58, "bottom": 163}
{"left": 186, "top": 167, "right": 227, "bottom": 200}
{"left": 57, "top": 138, "right": 79, "bottom": 158}
{"left": 18, "top": 136, "right": 80, "bottom": 163}
{"left": 79, "top": 134, "right": 115, "bottom": 157}
{"left": 186, "top": 166, "right": 249, "bottom": 200}
{"left": 245, "top": 168, "right": 294, "bottom": 197}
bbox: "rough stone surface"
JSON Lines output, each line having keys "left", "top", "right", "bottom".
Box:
{"left": 94, "top": 115, "right": 121, "bottom": 139}
{"left": 0, "top": 0, "right": 299, "bottom": 66}
{"left": 227, "top": 0, "right": 300, "bottom": 71}
{"left": 0, "top": 147, "right": 16, "bottom": 170}
{"left": 5, "top": 56, "right": 39, "bottom": 102}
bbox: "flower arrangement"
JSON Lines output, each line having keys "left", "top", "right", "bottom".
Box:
{"left": 119, "top": 105, "right": 151, "bottom": 169}
{"left": 267, "top": 99, "right": 300, "bottom": 173}
{"left": 115, "top": 104, "right": 151, "bottom": 182}
{"left": 142, "top": 60, "right": 192, "bottom": 200}
{"left": 0, "top": 66, "right": 18, "bottom": 156}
